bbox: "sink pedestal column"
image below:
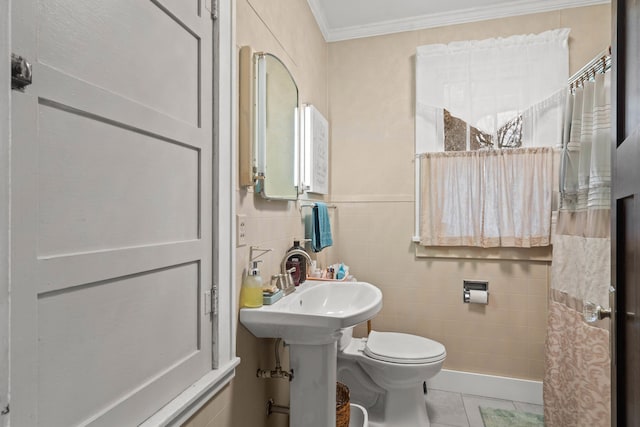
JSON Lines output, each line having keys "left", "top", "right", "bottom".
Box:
{"left": 288, "top": 341, "right": 337, "bottom": 427}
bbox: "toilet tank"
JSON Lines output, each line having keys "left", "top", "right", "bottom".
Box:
{"left": 338, "top": 326, "right": 354, "bottom": 351}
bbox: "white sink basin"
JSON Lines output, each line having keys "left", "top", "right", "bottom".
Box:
{"left": 240, "top": 280, "right": 382, "bottom": 425}
{"left": 240, "top": 281, "right": 382, "bottom": 344}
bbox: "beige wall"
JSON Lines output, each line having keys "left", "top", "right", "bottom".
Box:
{"left": 185, "top": 0, "right": 327, "bottom": 426}
{"left": 328, "top": 4, "right": 610, "bottom": 381}
{"left": 186, "top": 3, "right": 610, "bottom": 426}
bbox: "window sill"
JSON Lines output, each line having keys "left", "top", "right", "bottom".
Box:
{"left": 414, "top": 241, "right": 552, "bottom": 262}
{"left": 141, "top": 357, "right": 241, "bottom": 427}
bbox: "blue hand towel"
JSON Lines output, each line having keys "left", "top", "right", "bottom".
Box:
{"left": 312, "top": 202, "right": 333, "bottom": 252}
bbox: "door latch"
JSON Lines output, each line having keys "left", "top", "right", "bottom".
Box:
{"left": 584, "top": 301, "right": 611, "bottom": 322}
{"left": 584, "top": 287, "right": 616, "bottom": 322}
{"left": 11, "top": 53, "right": 32, "bottom": 91}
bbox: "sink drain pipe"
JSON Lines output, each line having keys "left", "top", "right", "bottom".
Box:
{"left": 258, "top": 339, "right": 293, "bottom": 417}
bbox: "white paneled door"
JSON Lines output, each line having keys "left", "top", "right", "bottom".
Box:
{"left": 10, "top": 1, "right": 213, "bottom": 426}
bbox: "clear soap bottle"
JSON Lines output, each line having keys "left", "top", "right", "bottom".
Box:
{"left": 240, "top": 260, "right": 263, "bottom": 308}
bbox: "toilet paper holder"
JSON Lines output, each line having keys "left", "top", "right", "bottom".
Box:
{"left": 463, "top": 280, "right": 489, "bottom": 304}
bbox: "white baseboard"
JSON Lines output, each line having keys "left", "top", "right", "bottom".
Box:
{"left": 426, "top": 369, "right": 543, "bottom": 405}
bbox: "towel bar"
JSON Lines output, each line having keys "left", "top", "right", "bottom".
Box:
{"left": 298, "top": 202, "right": 337, "bottom": 212}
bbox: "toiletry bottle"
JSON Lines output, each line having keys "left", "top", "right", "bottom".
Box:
{"left": 285, "top": 240, "right": 309, "bottom": 285}
{"left": 285, "top": 258, "right": 300, "bottom": 286}
{"left": 240, "top": 260, "right": 263, "bottom": 308}
{"left": 326, "top": 266, "right": 334, "bottom": 280}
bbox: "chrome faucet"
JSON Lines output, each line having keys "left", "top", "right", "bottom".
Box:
{"left": 279, "top": 248, "right": 312, "bottom": 295}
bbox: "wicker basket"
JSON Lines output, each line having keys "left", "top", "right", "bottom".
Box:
{"left": 336, "top": 382, "right": 350, "bottom": 427}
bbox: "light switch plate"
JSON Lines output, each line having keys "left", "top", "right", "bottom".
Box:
{"left": 237, "top": 214, "right": 247, "bottom": 247}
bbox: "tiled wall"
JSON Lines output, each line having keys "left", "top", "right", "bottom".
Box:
{"left": 328, "top": 5, "right": 610, "bottom": 381}
{"left": 332, "top": 202, "right": 549, "bottom": 379}
{"left": 185, "top": 0, "right": 327, "bottom": 426}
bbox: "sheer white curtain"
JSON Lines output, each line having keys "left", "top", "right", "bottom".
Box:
{"left": 415, "top": 28, "right": 569, "bottom": 153}
{"left": 419, "top": 147, "right": 554, "bottom": 247}
{"left": 414, "top": 29, "right": 569, "bottom": 246}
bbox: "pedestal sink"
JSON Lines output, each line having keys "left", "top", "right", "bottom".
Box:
{"left": 240, "top": 281, "right": 383, "bottom": 427}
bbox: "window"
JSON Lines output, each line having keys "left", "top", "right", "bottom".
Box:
{"left": 414, "top": 29, "right": 569, "bottom": 246}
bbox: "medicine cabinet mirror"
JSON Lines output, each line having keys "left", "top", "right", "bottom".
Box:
{"left": 250, "top": 51, "right": 299, "bottom": 200}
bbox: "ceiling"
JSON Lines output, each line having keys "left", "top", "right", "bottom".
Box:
{"left": 306, "top": 0, "right": 609, "bottom": 42}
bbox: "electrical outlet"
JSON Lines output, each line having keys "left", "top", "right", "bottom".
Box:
{"left": 237, "top": 214, "right": 247, "bottom": 247}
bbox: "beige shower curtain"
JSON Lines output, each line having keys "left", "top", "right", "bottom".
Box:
{"left": 544, "top": 72, "right": 611, "bottom": 426}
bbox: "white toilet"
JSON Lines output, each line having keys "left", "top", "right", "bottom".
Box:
{"left": 337, "top": 327, "right": 446, "bottom": 427}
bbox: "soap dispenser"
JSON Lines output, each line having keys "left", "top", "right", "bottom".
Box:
{"left": 240, "top": 260, "right": 264, "bottom": 308}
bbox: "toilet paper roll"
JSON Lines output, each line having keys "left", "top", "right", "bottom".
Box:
{"left": 468, "top": 289, "right": 488, "bottom": 304}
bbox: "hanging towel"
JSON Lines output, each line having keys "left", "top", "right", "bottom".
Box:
{"left": 312, "top": 202, "right": 333, "bottom": 252}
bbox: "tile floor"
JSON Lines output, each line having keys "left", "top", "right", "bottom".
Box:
{"left": 425, "top": 389, "right": 544, "bottom": 427}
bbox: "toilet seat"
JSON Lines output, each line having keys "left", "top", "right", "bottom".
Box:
{"left": 364, "top": 331, "right": 446, "bottom": 364}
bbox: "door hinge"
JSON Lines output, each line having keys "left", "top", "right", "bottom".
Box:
{"left": 205, "top": 286, "right": 218, "bottom": 316}
{"left": 11, "top": 53, "right": 32, "bottom": 91}
{"left": 212, "top": 284, "right": 218, "bottom": 315}
{"left": 205, "top": 0, "right": 218, "bottom": 20}
{"left": 204, "top": 290, "right": 212, "bottom": 315}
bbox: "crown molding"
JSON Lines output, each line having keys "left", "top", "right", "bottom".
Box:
{"left": 305, "top": 0, "right": 331, "bottom": 42}
{"left": 309, "top": 0, "right": 609, "bottom": 42}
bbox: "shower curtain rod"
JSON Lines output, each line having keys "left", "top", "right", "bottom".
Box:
{"left": 569, "top": 46, "right": 612, "bottom": 90}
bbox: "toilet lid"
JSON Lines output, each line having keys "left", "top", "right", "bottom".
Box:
{"left": 364, "top": 331, "right": 446, "bottom": 364}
